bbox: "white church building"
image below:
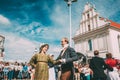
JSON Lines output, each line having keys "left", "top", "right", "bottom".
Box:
{"left": 73, "top": 3, "right": 120, "bottom": 59}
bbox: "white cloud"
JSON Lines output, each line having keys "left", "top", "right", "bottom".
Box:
{"left": 48, "top": 45, "right": 61, "bottom": 59}
{"left": 1, "top": 31, "right": 61, "bottom": 62}
{"left": 36, "top": 28, "right": 42, "bottom": 33}
{"left": 48, "top": 5, "right": 70, "bottom": 40}
{"left": 51, "top": 5, "right": 69, "bottom": 27}
{"left": 31, "top": 30, "right": 35, "bottom": 35}
{"left": 49, "top": 2, "right": 80, "bottom": 40}
{"left": 91, "top": 0, "right": 120, "bottom": 19}
{"left": 0, "top": 15, "right": 11, "bottom": 26}
{"left": 3, "top": 33, "right": 39, "bottom": 62}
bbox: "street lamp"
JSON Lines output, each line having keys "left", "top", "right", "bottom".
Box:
{"left": 64, "top": 0, "right": 77, "bottom": 46}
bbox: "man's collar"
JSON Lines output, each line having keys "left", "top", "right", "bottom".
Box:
{"left": 62, "top": 44, "right": 69, "bottom": 50}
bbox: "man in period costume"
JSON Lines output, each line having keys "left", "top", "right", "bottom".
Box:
{"left": 56, "top": 37, "right": 78, "bottom": 80}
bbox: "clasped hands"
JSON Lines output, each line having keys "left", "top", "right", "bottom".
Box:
{"left": 58, "top": 59, "right": 66, "bottom": 64}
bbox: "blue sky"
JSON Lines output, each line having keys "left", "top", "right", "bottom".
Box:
{"left": 0, "top": 0, "right": 120, "bottom": 62}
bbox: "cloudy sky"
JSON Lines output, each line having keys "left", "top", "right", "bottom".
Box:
{"left": 0, "top": 0, "right": 120, "bottom": 62}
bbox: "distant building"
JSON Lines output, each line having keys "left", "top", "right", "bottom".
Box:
{"left": 0, "top": 35, "right": 5, "bottom": 61}
{"left": 73, "top": 3, "right": 120, "bottom": 59}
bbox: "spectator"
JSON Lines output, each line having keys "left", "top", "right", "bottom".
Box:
{"left": 0, "top": 68, "right": 4, "bottom": 80}
{"left": 89, "top": 50, "right": 113, "bottom": 80}
{"left": 105, "top": 53, "right": 120, "bottom": 80}
{"left": 48, "top": 54, "right": 56, "bottom": 80}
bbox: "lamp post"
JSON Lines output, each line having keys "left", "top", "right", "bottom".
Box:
{"left": 64, "top": 0, "right": 77, "bottom": 46}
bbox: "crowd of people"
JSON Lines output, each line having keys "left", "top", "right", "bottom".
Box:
{"left": 0, "top": 37, "right": 120, "bottom": 80}
{"left": 0, "top": 61, "right": 34, "bottom": 80}
{"left": 73, "top": 50, "right": 120, "bottom": 80}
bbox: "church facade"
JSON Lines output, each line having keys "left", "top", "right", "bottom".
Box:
{"left": 73, "top": 3, "right": 120, "bottom": 59}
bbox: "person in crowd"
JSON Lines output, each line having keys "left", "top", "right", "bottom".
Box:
{"left": 0, "top": 68, "right": 4, "bottom": 80}
{"left": 74, "top": 62, "right": 80, "bottom": 80}
{"left": 55, "top": 64, "right": 61, "bottom": 80}
{"left": 13, "top": 62, "right": 19, "bottom": 79}
{"left": 27, "top": 63, "right": 32, "bottom": 79}
{"left": 8, "top": 67, "right": 14, "bottom": 80}
{"left": 22, "top": 62, "right": 29, "bottom": 79}
{"left": 78, "top": 63, "right": 86, "bottom": 80}
{"left": 105, "top": 53, "right": 120, "bottom": 80}
{"left": 89, "top": 50, "right": 113, "bottom": 80}
{"left": 30, "top": 67, "right": 35, "bottom": 80}
{"left": 29, "top": 44, "right": 60, "bottom": 80}
{"left": 56, "top": 37, "right": 78, "bottom": 80}
{"left": 3, "top": 62, "right": 9, "bottom": 80}
{"left": 81, "top": 63, "right": 93, "bottom": 80}
{"left": 48, "top": 54, "right": 56, "bottom": 80}
{"left": 17, "top": 63, "right": 23, "bottom": 79}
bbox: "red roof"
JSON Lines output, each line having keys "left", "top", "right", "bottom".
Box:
{"left": 99, "top": 17, "right": 120, "bottom": 29}
{"left": 109, "top": 20, "right": 120, "bottom": 29}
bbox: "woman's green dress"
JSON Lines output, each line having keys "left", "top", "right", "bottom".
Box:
{"left": 29, "top": 53, "right": 57, "bottom": 80}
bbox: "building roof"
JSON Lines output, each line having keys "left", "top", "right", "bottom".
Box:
{"left": 99, "top": 17, "right": 120, "bottom": 29}
{"left": 109, "top": 20, "right": 120, "bottom": 29}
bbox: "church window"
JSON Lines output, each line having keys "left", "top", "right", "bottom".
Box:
{"left": 87, "top": 13, "right": 90, "bottom": 19}
{"left": 88, "top": 25, "right": 91, "bottom": 31}
{"left": 88, "top": 39, "right": 92, "bottom": 51}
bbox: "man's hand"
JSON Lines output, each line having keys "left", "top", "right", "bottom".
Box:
{"left": 59, "top": 59, "right": 66, "bottom": 64}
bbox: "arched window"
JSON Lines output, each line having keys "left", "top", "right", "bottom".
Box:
{"left": 88, "top": 39, "right": 92, "bottom": 51}
{"left": 87, "top": 13, "right": 90, "bottom": 19}
{"left": 88, "top": 25, "right": 90, "bottom": 31}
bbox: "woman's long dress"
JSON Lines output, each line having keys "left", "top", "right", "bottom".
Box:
{"left": 29, "top": 53, "right": 56, "bottom": 80}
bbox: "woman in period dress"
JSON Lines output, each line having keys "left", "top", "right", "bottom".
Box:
{"left": 29, "top": 44, "right": 59, "bottom": 80}
{"left": 105, "top": 53, "right": 120, "bottom": 80}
